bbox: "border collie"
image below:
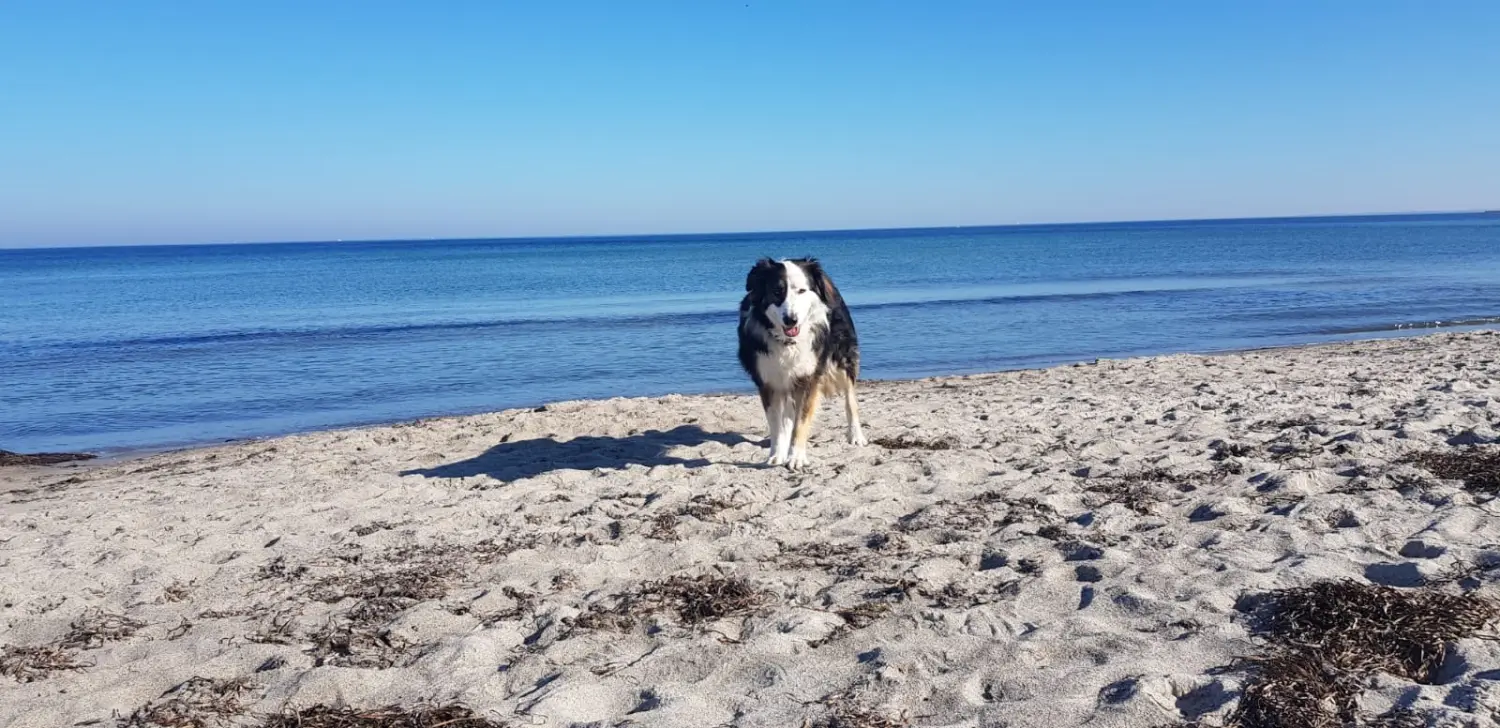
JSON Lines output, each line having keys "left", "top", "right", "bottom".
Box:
{"left": 737, "top": 257, "right": 866, "bottom": 470}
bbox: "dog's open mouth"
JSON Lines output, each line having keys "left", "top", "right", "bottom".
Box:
{"left": 784, "top": 325, "right": 800, "bottom": 338}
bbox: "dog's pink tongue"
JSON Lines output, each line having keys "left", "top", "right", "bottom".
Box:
{"left": 785, "top": 326, "right": 800, "bottom": 337}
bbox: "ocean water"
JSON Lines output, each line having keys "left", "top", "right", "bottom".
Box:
{"left": 3, "top": 213, "right": 1499, "bottom": 454}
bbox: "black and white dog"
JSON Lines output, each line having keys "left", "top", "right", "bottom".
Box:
{"left": 738, "top": 257, "right": 866, "bottom": 470}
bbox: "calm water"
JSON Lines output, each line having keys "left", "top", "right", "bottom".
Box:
{"left": 3, "top": 213, "right": 1499, "bottom": 454}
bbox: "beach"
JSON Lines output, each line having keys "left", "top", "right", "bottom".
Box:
{"left": 3, "top": 330, "right": 1499, "bottom": 726}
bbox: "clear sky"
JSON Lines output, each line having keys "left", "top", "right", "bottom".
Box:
{"left": 1, "top": 1, "right": 1497, "bottom": 248}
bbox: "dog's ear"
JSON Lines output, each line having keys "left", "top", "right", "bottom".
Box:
{"left": 796, "top": 258, "right": 835, "bottom": 302}
{"left": 745, "top": 257, "right": 778, "bottom": 292}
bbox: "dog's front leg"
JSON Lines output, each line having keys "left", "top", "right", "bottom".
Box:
{"left": 758, "top": 386, "right": 778, "bottom": 452}
{"left": 787, "top": 386, "right": 823, "bottom": 471}
{"left": 766, "top": 393, "right": 793, "bottom": 465}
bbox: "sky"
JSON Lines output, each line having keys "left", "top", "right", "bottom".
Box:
{"left": 1, "top": 1, "right": 1497, "bottom": 248}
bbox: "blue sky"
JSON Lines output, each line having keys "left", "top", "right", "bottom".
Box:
{"left": 1, "top": 1, "right": 1497, "bottom": 247}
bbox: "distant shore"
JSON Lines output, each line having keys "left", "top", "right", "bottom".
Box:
{"left": 3, "top": 330, "right": 1499, "bottom": 726}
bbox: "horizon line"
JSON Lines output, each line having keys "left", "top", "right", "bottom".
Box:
{"left": 4, "top": 208, "right": 1495, "bottom": 252}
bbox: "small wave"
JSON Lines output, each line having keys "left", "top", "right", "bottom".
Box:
{"left": 33, "top": 310, "right": 736, "bottom": 350}
{"left": 1316, "top": 316, "right": 1500, "bottom": 335}
{"left": 855, "top": 283, "right": 1238, "bottom": 313}
{"left": 31, "top": 282, "right": 1265, "bottom": 352}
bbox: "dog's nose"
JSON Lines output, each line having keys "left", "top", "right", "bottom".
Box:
{"left": 782, "top": 314, "right": 798, "bottom": 328}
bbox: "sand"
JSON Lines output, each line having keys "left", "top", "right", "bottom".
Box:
{"left": 3, "top": 331, "right": 1500, "bottom": 726}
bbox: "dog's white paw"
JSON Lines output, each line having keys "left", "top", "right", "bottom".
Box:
{"left": 848, "top": 429, "right": 868, "bottom": 446}
{"left": 786, "top": 448, "right": 810, "bottom": 471}
{"left": 766, "top": 450, "right": 788, "bottom": 466}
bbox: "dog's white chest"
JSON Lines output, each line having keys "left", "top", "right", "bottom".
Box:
{"left": 755, "top": 338, "right": 818, "bottom": 391}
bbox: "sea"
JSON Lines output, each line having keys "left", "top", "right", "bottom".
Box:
{"left": 3, "top": 213, "right": 1499, "bottom": 455}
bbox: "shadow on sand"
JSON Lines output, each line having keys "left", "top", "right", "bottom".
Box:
{"left": 400, "top": 425, "right": 753, "bottom": 481}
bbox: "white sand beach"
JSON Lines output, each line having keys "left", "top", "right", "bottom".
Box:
{"left": 3, "top": 331, "right": 1500, "bottom": 727}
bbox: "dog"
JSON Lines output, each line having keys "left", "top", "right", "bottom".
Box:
{"left": 737, "top": 257, "right": 866, "bottom": 470}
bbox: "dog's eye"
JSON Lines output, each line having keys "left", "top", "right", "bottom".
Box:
{"left": 797, "top": 288, "right": 807, "bottom": 294}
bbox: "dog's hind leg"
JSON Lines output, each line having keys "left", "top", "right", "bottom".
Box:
{"left": 843, "top": 377, "right": 868, "bottom": 446}
{"left": 787, "top": 386, "right": 823, "bottom": 471}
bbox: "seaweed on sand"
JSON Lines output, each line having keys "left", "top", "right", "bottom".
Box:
{"left": 259, "top": 703, "right": 509, "bottom": 727}
{"left": 572, "top": 574, "right": 770, "bottom": 632}
{"left": 0, "top": 645, "right": 89, "bottom": 682}
{"left": 1225, "top": 579, "right": 1500, "bottom": 727}
{"left": 1403, "top": 447, "right": 1500, "bottom": 494}
{"left": 118, "top": 677, "right": 254, "bottom": 727}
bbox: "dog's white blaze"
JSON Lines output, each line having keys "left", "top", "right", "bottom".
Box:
{"left": 762, "top": 260, "right": 825, "bottom": 337}
{"left": 780, "top": 260, "right": 821, "bottom": 330}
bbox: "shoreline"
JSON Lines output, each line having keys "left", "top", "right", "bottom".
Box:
{"left": 3, "top": 330, "right": 1499, "bottom": 725}
{"left": 14, "top": 324, "right": 1500, "bottom": 465}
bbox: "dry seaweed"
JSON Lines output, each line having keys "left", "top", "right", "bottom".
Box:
{"left": 895, "top": 491, "right": 1010, "bottom": 532}
{"left": 1249, "top": 414, "right": 1318, "bottom": 433}
{"left": 247, "top": 610, "right": 299, "bottom": 645}
{"left": 871, "top": 434, "right": 955, "bottom": 451}
{"left": 639, "top": 497, "right": 738, "bottom": 541}
{"left": 1249, "top": 579, "right": 1499, "bottom": 682}
{"left": 167, "top": 619, "right": 193, "bottom": 641}
{"left": 271, "top": 538, "right": 539, "bottom": 597}
{"left": 307, "top": 561, "right": 453, "bottom": 604}
{"left": 351, "top": 521, "right": 396, "bottom": 537}
{"left": 0, "top": 644, "right": 89, "bottom": 682}
{"left": 809, "top": 602, "right": 892, "bottom": 648}
{"left": 256, "top": 556, "right": 308, "bottom": 582}
{"left": 1403, "top": 447, "right": 1500, "bottom": 494}
{"left": 1082, "top": 469, "right": 1187, "bottom": 514}
{"left": 265, "top": 540, "right": 536, "bottom": 668}
{"left": 809, "top": 707, "right": 910, "bottom": 728}
{"left": 1363, "top": 710, "right": 1430, "bottom": 728}
{"left": 638, "top": 574, "right": 767, "bottom": 625}
{"left": 573, "top": 575, "right": 769, "bottom": 632}
{"left": 1263, "top": 434, "right": 1324, "bottom": 462}
{"left": 1428, "top": 556, "right": 1500, "bottom": 589}
{"left": 163, "top": 582, "right": 193, "bottom": 603}
{"left": 118, "top": 676, "right": 253, "bottom": 727}
{"left": 777, "top": 541, "right": 869, "bottom": 578}
{"left": 807, "top": 690, "right": 910, "bottom": 728}
{"left": 646, "top": 512, "right": 680, "bottom": 541}
{"left": 308, "top": 597, "right": 417, "bottom": 668}
{"left": 1230, "top": 648, "right": 1361, "bottom": 727}
{"left": 259, "top": 703, "right": 508, "bottom": 727}
{"left": 918, "top": 580, "right": 1022, "bottom": 609}
{"left": 301, "top": 538, "right": 533, "bottom": 604}
{"left": 63, "top": 608, "right": 145, "bottom": 650}
{"left": 1226, "top": 654, "right": 1431, "bottom": 727}
{"left": 998, "top": 496, "right": 1062, "bottom": 528}
{"left": 198, "top": 608, "right": 257, "bottom": 620}
{"left": 1219, "top": 579, "right": 1500, "bottom": 727}
{"left": 476, "top": 586, "right": 539, "bottom": 626}
{"left": 678, "top": 494, "right": 735, "bottom": 520}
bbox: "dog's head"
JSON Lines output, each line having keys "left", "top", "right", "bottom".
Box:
{"left": 744, "top": 257, "right": 832, "bottom": 342}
